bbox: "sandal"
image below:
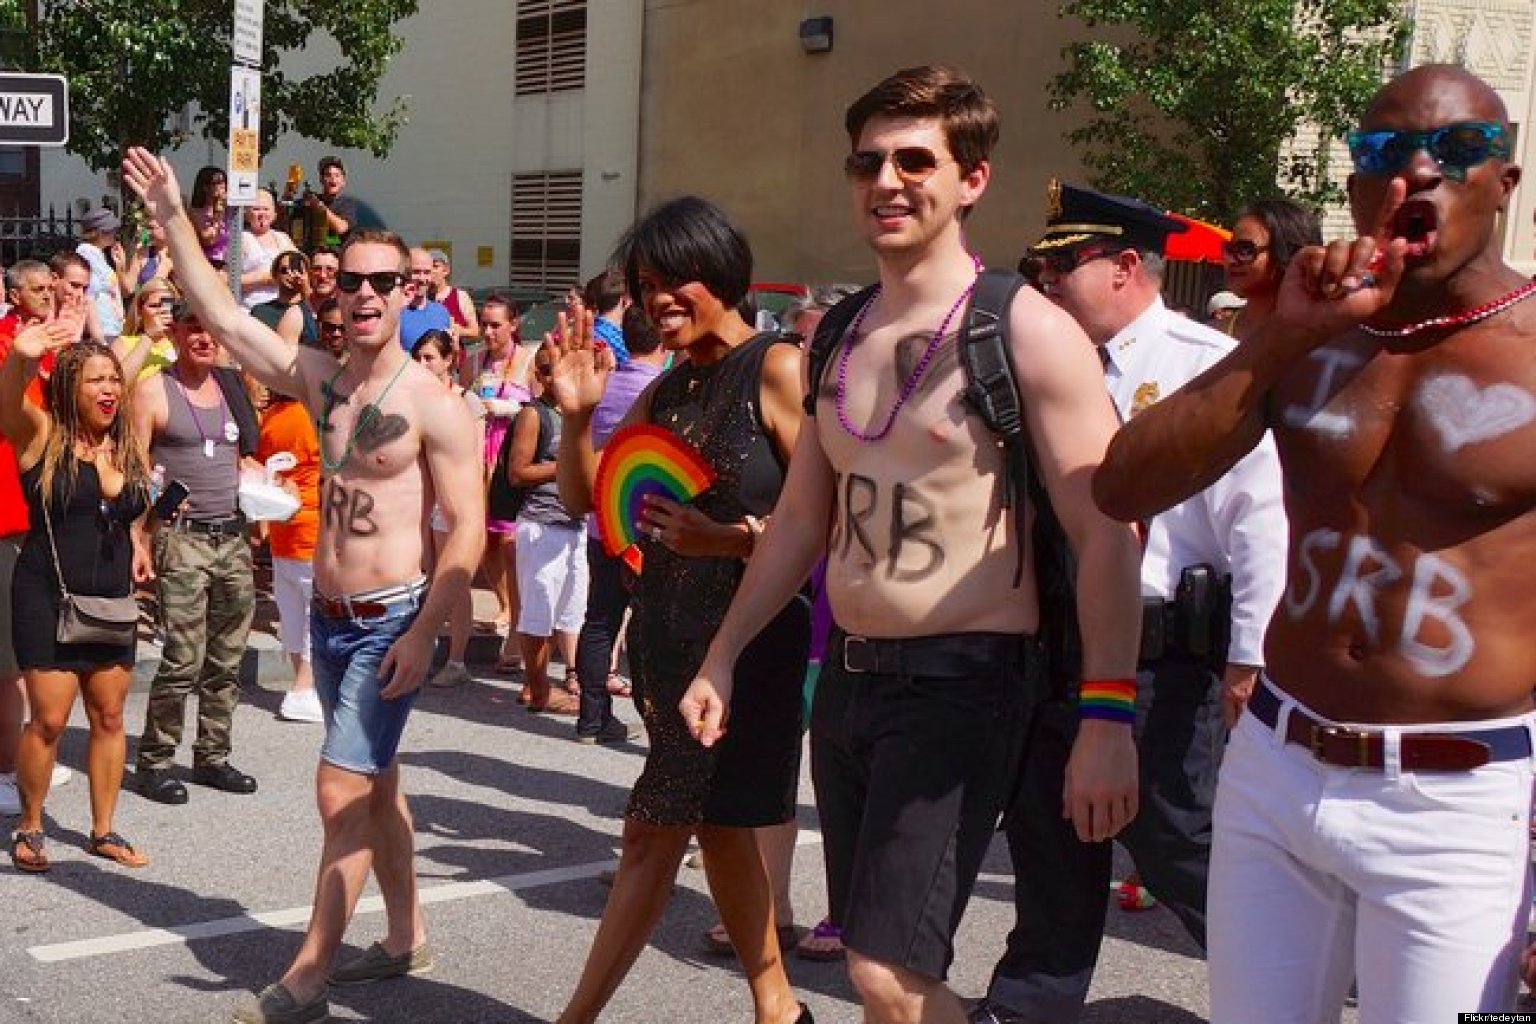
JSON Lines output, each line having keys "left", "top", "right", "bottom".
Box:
{"left": 11, "top": 830, "right": 49, "bottom": 873}
{"left": 700, "top": 921, "right": 800, "bottom": 957}
{"left": 563, "top": 675, "right": 582, "bottom": 697}
{"left": 606, "top": 672, "right": 633, "bottom": 698}
{"left": 527, "top": 692, "right": 580, "bottom": 715}
{"left": 794, "top": 918, "right": 846, "bottom": 962}
{"left": 88, "top": 831, "right": 150, "bottom": 868}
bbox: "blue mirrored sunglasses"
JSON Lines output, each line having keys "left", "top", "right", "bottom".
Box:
{"left": 1347, "top": 121, "right": 1510, "bottom": 180}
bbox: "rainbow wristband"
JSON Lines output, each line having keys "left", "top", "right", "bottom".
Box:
{"left": 1079, "top": 678, "right": 1136, "bottom": 725}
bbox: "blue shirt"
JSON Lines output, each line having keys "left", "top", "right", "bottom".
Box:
{"left": 593, "top": 315, "right": 630, "bottom": 364}
{"left": 400, "top": 300, "right": 451, "bottom": 349}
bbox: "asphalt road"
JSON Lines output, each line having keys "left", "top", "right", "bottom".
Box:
{"left": 0, "top": 605, "right": 1371, "bottom": 1024}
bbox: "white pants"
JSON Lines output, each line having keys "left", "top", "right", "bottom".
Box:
{"left": 1210, "top": 680, "right": 1535, "bottom": 1024}
{"left": 514, "top": 520, "right": 587, "bottom": 638}
{"left": 272, "top": 556, "right": 314, "bottom": 659}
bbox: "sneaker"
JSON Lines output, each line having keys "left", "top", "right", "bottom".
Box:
{"left": 50, "top": 764, "right": 73, "bottom": 787}
{"left": 427, "top": 662, "right": 472, "bottom": 689}
{"left": 329, "top": 941, "right": 434, "bottom": 986}
{"left": 233, "top": 982, "right": 328, "bottom": 1024}
{"left": 575, "top": 718, "right": 638, "bottom": 745}
{"left": 278, "top": 689, "right": 324, "bottom": 723}
{"left": 967, "top": 998, "right": 1031, "bottom": 1024}
{"left": 0, "top": 773, "right": 18, "bottom": 816}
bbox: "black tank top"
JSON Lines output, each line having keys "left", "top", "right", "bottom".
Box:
{"left": 18, "top": 461, "right": 147, "bottom": 599}
{"left": 636, "top": 333, "right": 791, "bottom": 643}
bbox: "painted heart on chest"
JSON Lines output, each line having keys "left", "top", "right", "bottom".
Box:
{"left": 1417, "top": 374, "right": 1536, "bottom": 452}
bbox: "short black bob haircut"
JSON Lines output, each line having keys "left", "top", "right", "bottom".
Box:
{"left": 615, "top": 196, "right": 753, "bottom": 311}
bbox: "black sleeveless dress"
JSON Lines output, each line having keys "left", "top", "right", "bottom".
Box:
{"left": 11, "top": 461, "right": 146, "bottom": 672}
{"left": 626, "top": 333, "right": 811, "bottom": 828}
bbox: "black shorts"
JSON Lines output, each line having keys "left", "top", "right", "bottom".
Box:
{"left": 811, "top": 628, "right": 1042, "bottom": 981}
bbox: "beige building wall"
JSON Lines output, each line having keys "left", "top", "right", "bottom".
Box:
{"left": 638, "top": 0, "right": 1094, "bottom": 284}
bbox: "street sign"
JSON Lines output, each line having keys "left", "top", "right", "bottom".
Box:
{"left": 0, "top": 73, "right": 67, "bottom": 146}
{"left": 226, "top": 65, "right": 262, "bottom": 207}
{"left": 233, "top": 0, "right": 265, "bottom": 67}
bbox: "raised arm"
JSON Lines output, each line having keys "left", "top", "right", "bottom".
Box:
{"left": 548, "top": 306, "right": 618, "bottom": 517}
{"left": 1096, "top": 180, "right": 1412, "bottom": 523}
{"left": 0, "top": 322, "right": 70, "bottom": 463}
{"left": 121, "top": 149, "right": 333, "bottom": 401}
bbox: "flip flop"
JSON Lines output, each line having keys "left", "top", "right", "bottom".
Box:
{"left": 700, "top": 921, "right": 800, "bottom": 957}
{"left": 794, "top": 919, "right": 846, "bottom": 962}
{"left": 88, "top": 831, "right": 150, "bottom": 868}
{"left": 11, "top": 830, "right": 49, "bottom": 873}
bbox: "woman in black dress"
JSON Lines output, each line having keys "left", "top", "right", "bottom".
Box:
{"left": 1, "top": 327, "right": 152, "bottom": 872}
{"left": 550, "top": 196, "right": 813, "bottom": 1024}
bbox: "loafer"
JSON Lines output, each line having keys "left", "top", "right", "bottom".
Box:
{"left": 136, "top": 768, "right": 188, "bottom": 805}
{"left": 328, "top": 940, "right": 433, "bottom": 986}
{"left": 191, "top": 763, "right": 258, "bottom": 794}
{"left": 233, "top": 982, "right": 328, "bottom": 1024}
{"left": 967, "top": 998, "right": 1031, "bottom": 1024}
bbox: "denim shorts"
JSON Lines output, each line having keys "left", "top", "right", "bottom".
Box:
{"left": 310, "top": 588, "right": 424, "bottom": 774}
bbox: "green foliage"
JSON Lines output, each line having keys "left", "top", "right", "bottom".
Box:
{"left": 30, "top": 0, "right": 418, "bottom": 171}
{"left": 1050, "top": 0, "right": 1409, "bottom": 222}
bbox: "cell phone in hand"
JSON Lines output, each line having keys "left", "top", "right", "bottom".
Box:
{"left": 153, "top": 479, "right": 190, "bottom": 522}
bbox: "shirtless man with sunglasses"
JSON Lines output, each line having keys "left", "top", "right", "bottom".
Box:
{"left": 122, "top": 148, "right": 484, "bottom": 1024}
{"left": 1095, "top": 64, "right": 1536, "bottom": 1023}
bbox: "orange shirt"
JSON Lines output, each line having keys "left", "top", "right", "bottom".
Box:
{"left": 256, "top": 398, "right": 321, "bottom": 560}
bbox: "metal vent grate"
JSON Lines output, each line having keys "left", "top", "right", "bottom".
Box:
{"left": 510, "top": 170, "right": 582, "bottom": 291}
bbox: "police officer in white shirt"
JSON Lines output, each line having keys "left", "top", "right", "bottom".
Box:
{"left": 970, "top": 183, "right": 1288, "bottom": 1024}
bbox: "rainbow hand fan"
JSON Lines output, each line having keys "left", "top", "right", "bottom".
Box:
{"left": 594, "top": 424, "right": 716, "bottom": 573}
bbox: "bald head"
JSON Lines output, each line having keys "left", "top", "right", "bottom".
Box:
{"left": 1362, "top": 64, "right": 1508, "bottom": 130}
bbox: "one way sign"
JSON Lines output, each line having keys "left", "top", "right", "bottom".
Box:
{"left": 0, "top": 74, "right": 68, "bottom": 146}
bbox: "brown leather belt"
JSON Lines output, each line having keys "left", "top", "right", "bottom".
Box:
{"left": 312, "top": 579, "right": 426, "bottom": 621}
{"left": 1250, "top": 682, "right": 1531, "bottom": 772}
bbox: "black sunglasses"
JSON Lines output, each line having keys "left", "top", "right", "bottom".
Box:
{"left": 1221, "top": 239, "right": 1269, "bottom": 264}
{"left": 1018, "top": 245, "right": 1123, "bottom": 284}
{"left": 1347, "top": 121, "right": 1510, "bottom": 180}
{"left": 844, "top": 147, "right": 952, "bottom": 184}
{"left": 336, "top": 270, "right": 404, "bottom": 294}
{"left": 319, "top": 321, "right": 345, "bottom": 335}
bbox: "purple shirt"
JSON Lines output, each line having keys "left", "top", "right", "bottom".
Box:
{"left": 588, "top": 358, "right": 665, "bottom": 539}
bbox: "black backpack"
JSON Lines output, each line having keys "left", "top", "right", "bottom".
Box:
{"left": 805, "top": 269, "right": 1081, "bottom": 684}
{"left": 487, "top": 399, "right": 556, "bottom": 523}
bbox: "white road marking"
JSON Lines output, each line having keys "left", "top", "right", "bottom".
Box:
{"left": 28, "top": 830, "right": 824, "bottom": 964}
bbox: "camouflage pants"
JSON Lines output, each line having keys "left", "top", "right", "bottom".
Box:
{"left": 135, "top": 528, "right": 255, "bottom": 771}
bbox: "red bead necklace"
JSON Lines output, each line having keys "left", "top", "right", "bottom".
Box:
{"left": 1360, "top": 277, "right": 1536, "bottom": 338}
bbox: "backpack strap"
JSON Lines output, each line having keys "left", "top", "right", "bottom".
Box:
{"left": 803, "top": 284, "right": 878, "bottom": 417}
{"left": 957, "top": 269, "right": 1029, "bottom": 586}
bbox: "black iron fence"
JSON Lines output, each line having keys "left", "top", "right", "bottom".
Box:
{"left": 0, "top": 206, "right": 79, "bottom": 266}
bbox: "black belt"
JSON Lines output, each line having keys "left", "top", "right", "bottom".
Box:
{"left": 1249, "top": 681, "right": 1532, "bottom": 771}
{"left": 173, "top": 514, "right": 246, "bottom": 539}
{"left": 833, "top": 630, "right": 1033, "bottom": 679}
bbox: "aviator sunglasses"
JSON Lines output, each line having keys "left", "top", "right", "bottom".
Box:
{"left": 1347, "top": 121, "right": 1510, "bottom": 180}
{"left": 335, "top": 270, "right": 404, "bottom": 294}
{"left": 1019, "top": 244, "right": 1124, "bottom": 284}
{"left": 844, "top": 146, "right": 954, "bottom": 185}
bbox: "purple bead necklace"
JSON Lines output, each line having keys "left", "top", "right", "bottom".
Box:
{"left": 835, "top": 256, "right": 983, "bottom": 442}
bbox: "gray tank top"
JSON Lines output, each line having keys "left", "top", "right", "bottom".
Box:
{"left": 151, "top": 371, "right": 240, "bottom": 521}
{"left": 517, "top": 399, "right": 579, "bottom": 528}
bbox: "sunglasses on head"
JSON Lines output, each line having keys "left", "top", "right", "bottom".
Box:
{"left": 844, "top": 147, "right": 953, "bottom": 185}
{"left": 1019, "top": 244, "right": 1123, "bottom": 284}
{"left": 336, "top": 270, "right": 404, "bottom": 294}
{"left": 1221, "top": 239, "right": 1269, "bottom": 264}
{"left": 1347, "top": 121, "right": 1510, "bottom": 180}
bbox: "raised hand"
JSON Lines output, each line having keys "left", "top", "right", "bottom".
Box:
{"left": 544, "top": 304, "right": 613, "bottom": 416}
{"left": 1275, "top": 178, "right": 1410, "bottom": 343}
{"left": 10, "top": 321, "right": 73, "bottom": 361}
{"left": 120, "top": 148, "right": 187, "bottom": 228}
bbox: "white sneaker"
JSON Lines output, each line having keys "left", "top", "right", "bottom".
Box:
{"left": 0, "top": 772, "right": 18, "bottom": 815}
{"left": 279, "top": 688, "right": 325, "bottom": 723}
{"left": 428, "top": 662, "right": 472, "bottom": 689}
{"left": 50, "top": 764, "right": 73, "bottom": 787}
